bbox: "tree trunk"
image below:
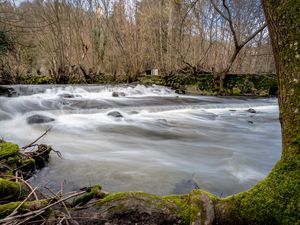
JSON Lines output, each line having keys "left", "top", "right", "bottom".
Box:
{"left": 214, "top": 1, "right": 300, "bottom": 224}
{"left": 263, "top": 0, "right": 300, "bottom": 160}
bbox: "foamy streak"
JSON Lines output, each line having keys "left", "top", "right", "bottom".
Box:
{"left": 4, "top": 84, "right": 176, "bottom": 97}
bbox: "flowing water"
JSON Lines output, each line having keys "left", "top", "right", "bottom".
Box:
{"left": 0, "top": 85, "right": 281, "bottom": 196}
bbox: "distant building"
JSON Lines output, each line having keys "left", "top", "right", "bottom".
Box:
{"left": 151, "top": 69, "right": 159, "bottom": 76}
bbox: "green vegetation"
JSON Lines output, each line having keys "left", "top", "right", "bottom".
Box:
{"left": 72, "top": 185, "right": 105, "bottom": 206}
{"left": 137, "top": 73, "right": 277, "bottom": 96}
{"left": 0, "top": 142, "right": 19, "bottom": 160}
{"left": 0, "top": 178, "right": 23, "bottom": 201}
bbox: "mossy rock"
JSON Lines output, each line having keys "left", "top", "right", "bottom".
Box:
{"left": 0, "top": 141, "right": 52, "bottom": 179}
{"left": 0, "top": 178, "right": 25, "bottom": 201}
{"left": 215, "top": 156, "right": 300, "bottom": 225}
{"left": 72, "top": 185, "right": 105, "bottom": 207}
{"left": 69, "top": 190, "right": 217, "bottom": 225}
{"left": 0, "top": 199, "right": 50, "bottom": 218}
{"left": 0, "top": 142, "right": 19, "bottom": 160}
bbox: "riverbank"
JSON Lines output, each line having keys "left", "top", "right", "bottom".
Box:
{"left": 137, "top": 73, "right": 277, "bottom": 96}
{"left": 0, "top": 139, "right": 217, "bottom": 225}
{"left": 0, "top": 140, "right": 297, "bottom": 225}
{"left": 0, "top": 84, "right": 296, "bottom": 225}
{"left": 0, "top": 73, "right": 277, "bottom": 97}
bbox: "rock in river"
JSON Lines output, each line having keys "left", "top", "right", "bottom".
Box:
{"left": 26, "top": 114, "right": 55, "bottom": 124}
{"left": 247, "top": 108, "right": 256, "bottom": 113}
{"left": 107, "top": 111, "right": 123, "bottom": 118}
{"left": 0, "top": 86, "right": 17, "bottom": 97}
{"left": 112, "top": 91, "right": 126, "bottom": 97}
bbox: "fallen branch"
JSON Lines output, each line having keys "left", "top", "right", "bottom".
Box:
{"left": 0, "top": 191, "right": 86, "bottom": 224}
{"left": 22, "top": 128, "right": 52, "bottom": 150}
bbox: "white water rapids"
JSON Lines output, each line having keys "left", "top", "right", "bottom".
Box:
{"left": 0, "top": 85, "right": 281, "bottom": 196}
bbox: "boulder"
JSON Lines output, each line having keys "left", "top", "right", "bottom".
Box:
{"left": 26, "top": 114, "right": 55, "bottom": 124}
{"left": 112, "top": 92, "right": 126, "bottom": 97}
{"left": 129, "top": 111, "right": 139, "bottom": 115}
{"left": 58, "top": 93, "right": 75, "bottom": 98}
{"left": 0, "top": 86, "right": 16, "bottom": 97}
{"left": 247, "top": 108, "right": 256, "bottom": 113}
{"left": 107, "top": 111, "right": 123, "bottom": 118}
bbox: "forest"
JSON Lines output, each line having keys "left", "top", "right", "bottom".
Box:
{"left": 1, "top": 0, "right": 274, "bottom": 86}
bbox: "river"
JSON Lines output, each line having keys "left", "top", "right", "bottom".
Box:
{"left": 0, "top": 84, "right": 281, "bottom": 196}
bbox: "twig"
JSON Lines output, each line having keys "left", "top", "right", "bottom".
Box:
{"left": 8, "top": 186, "right": 39, "bottom": 217}
{"left": 22, "top": 128, "right": 52, "bottom": 150}
{"left": 52, "top": 148, "right": 63, "bottom": 159}
{"left": 15, "top": 176, "right": 39, "bottom": 201}
{"left": 0, "top": 191, "right": 86, "bottom": 224}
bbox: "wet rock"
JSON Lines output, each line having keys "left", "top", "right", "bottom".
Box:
{"left": 175, "top": 89, "right": 185, "bottom": 94}
{"left": 26, "top": 114, "right": 55, "bottom": 124}
{"left": 0, "top": 86, "right": 17, "bottom": 97}
{"left": 129, "top": 111, "right": 139, "bottom": 115}
{"left": 59, "top": 93, "right": 76, "bottom": 98}
{"left": 112, "top": 92, "right": 126, "bottom": 97}
{"left": 247, "top": 108, "right": 256, "bottom": 113}
{"left": 107, "top": 111, "right": 123, "bottom": 118}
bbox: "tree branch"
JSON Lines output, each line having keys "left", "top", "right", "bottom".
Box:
{"left": 240, "top": 22, "right": 267, "bottom": 47}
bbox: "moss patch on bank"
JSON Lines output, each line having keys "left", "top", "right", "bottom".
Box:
{"left": 95, "top": 189, "right": 218, "bottom": 225}
{"left": 215, "top": 155, "right": 300, "bottom": 225}
{"left": 138, "top": 73, "right": 277, "bottom": 96}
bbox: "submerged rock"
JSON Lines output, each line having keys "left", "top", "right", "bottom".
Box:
{"left": 0, "top": 86, "right": 16, "bottom": 97}
{"left": 107, "top": 111, "right": 123, "bottom": 118}
{"left": 129, "top": 111, "right": 139, "bottom": 115}
{"left": 26, "top": 114, "right": 55, "bottom": 124}
{"left": 58, "top": 93, "right": 75, "bottom": 98}
{"left": 247, "top": 108, "right": 256, "bottom": 113}
{"left": 172, "top": 178, "right": 200, "bottom": 194}
{"left": 112, "top": 91, "right": 126, "bottom": 97}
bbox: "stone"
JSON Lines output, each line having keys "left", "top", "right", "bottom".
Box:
{"left": 26, "top": 114, "right": 55, "bottom": 124}
{"left": 59, "top": 93, "right": 76, "bottom": 98}
{"left": 107, "top": 111, "right": 123, "bottom": 118}
{"left": 0, "top": 86, "right": 16, "bottom": 97}
{"left": 247, "top": 108, "right": 256, "bottom": 113}
{"left": 112, "top": 92, "right": 126, "bottom": 97}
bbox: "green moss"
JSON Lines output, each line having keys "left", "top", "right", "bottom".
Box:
{"left": 72, "top": 185, "right": 105, "bottom": 206}
{"left": 0, "top": 178, "right": 23, "bottom": 200}
{"left": 0, "top": 142, "right": 19, "bottom": 159}
{"left": 23, "top": 75, "right": 54, "bottom": 84}
{"left": 0, "top": 199, "right": 50, "bottom": 218}
{"left": 222, "top": 156, "right": 300, "bottom": 225}
{"left": 0, "top": 202, "right": 22, "bottom": 218}
{"left": 232, "top": 87, "right": 241, "bottom": 95}
{"left": 98, "top": 190, "right": 217, "bottom": 225}
{"left": 18, "top": 158, "right": 36, "bottom": 173}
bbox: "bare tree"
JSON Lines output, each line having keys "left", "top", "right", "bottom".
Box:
{"left": 210, "top": 0, "right": 267, "bottom": 91}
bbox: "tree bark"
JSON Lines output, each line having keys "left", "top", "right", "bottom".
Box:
{"left": 262, "top": 0, "right": 300, "bottom": 160}
{"left": 214, "top": 1, "right": 300, "bottom": 224}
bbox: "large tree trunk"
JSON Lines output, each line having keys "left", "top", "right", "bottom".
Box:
{"left": 214, "top": 1, "right": 300, "bottom": 224}
{"left": 263, "top": 0, "right": 300, "bottom": 160}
